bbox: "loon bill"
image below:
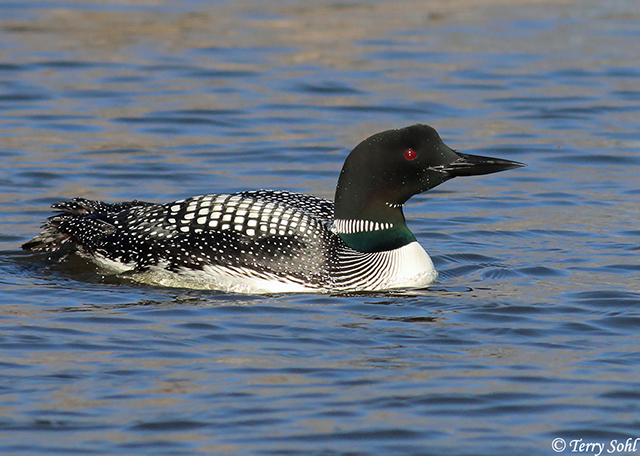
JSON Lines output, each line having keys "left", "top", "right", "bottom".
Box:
{"left": 23, "top": 124, "right": 525, "bottom": 294}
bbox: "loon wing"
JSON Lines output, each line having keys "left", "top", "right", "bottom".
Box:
{"left": 23, "top": 192, "right": 336, "bottom": 288}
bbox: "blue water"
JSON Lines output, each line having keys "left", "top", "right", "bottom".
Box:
{"left": 1, "top": 0, "right": 640, "bottom": 454}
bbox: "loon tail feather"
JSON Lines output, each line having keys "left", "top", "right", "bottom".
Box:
{"left": 51, "top": 197, "right": 151, "bottom": 215}
{"left": 22, "top": 197, "right": 137, "bottom": 253}
{"left": 22, "top": 218, "right": 68, "bottom": 252}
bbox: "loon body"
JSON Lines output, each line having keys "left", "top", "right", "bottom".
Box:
{"left": 23, "top": 124, "right": 524, "bottom": 293}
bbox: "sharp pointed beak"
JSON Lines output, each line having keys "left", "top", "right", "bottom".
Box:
{"left": 436, "top": 152, "right": 526, "bottom": 177}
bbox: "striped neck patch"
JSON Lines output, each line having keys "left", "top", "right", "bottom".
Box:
{"left": 332, "top": 219, "right": 394, "bottom": 234}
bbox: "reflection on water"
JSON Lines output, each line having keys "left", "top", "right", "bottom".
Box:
{"left": 1, "top": 0, "right": 640, "bottom": 454}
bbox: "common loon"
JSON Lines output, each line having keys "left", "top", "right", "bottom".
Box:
{"left": 23, "top": 124, "right": 524, "bottom": 293}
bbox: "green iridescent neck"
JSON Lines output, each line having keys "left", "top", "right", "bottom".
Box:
{"left": 334, "top": 221, "right": 416, "bottom": 253}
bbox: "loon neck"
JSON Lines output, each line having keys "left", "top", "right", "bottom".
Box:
{"left": 332, "top": 204, "right": 416, "bottom": 253}
{"left": 333, "top": 139, "right": 424, "bottom": 253}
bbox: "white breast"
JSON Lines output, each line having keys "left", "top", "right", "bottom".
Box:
{"left": 333, "top": 241, "right": 438, "bottom": 292}
{"left": 381, "top": 241, "right": 438, "bottom": 289}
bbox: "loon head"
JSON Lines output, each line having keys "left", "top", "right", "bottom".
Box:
{"left": 334, "top": 124, "right": 525, "bottom": 252}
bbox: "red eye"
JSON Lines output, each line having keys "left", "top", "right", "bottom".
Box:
{"left": 404, "top": 148, "right": 417, "bottom": 160}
